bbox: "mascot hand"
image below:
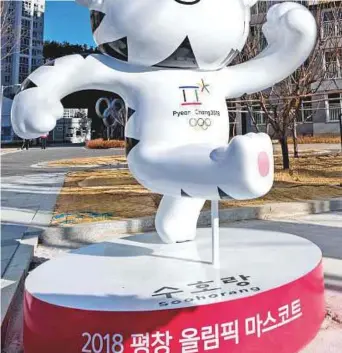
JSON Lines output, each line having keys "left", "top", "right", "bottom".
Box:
{"left": 11, "top": 88, "right": 64, "bottom": 139}
{"left": 263, "top": 2, "right": 316, "bottom": 47}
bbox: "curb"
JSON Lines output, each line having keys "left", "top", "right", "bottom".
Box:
{"left": 41, "top": 197, "right": 342, "bottom": 248}
{"left": 30, "top": 162, "right": 128, "bottom": 170}
{"left": 325, "top": 290, "right": 342, "bottom": 325}
{"left": 1, "top": 230, "right": 39, "bottom": 331}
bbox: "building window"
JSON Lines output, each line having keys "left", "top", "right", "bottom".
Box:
{"left": 250, "top": 105, "right": 266, "bottom": 125}
{"left": 251, "top": 1, "right": 268, "bottom": 15}
{"left": 21, "top": 37, "right": 30, "bottom": 46}
{"left": 19, "top": 56, "right": 29, "bottom": 64}
{"left": 298, "top": 97, "right": 313, "bottom": 123}
{"left": 250, "top": 25, "right": 267, "bottom": 51}
{"left": 322, "top": 9, "right": 342, "bottom": 38}
{"left": 19, "top": 75, "right": 28, "bottom": 83}
{"left": 326, "top": 93, "right": 342, "bottom": 122}
{"left": 21, "top": 19, "right": 31, "bottom": 28}
{"left": 1, "top": 127, "right": 12, "bottom": 139}
{"left": 324, "top": 50, "right": 342, "bottom": 79}
{"left": 19, "top": 65, "right": 29, "bottom": 74}
{"left": 22, "top": 4, "right": 31, "bottom": 17}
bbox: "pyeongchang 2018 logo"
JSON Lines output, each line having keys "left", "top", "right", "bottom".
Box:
{"left": 179, "top": 79, "right": 210, "bottom": 106}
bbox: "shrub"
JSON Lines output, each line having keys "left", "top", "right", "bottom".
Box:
{"left": 86, "top": 139, "right": 126, "bottom": 149}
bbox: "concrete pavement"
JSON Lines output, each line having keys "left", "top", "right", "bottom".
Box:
{"left": 0, "top": 146, "right": 121, "bottom": 346}
{"left": 273, "top": 143, "right": 341, "bottom": 154}
{"left": 1, "top": 145, "right": 124, "bottom": 177}
{"left": 1, "top": 172, "right": 65, "bottom": 330}
{"left": 221, "top": 212, "right": 342, "bottom": 353}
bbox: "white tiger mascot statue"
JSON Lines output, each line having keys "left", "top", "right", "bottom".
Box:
{"left": 11, "top": 0, "right": 316, "bottom": 243}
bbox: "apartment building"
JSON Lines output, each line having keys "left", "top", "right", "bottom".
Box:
{"left": 1, "top": 0, "right": 45, "bottom": 142}
{"left": 1, "top": 0, "right": 45, "bottom": 88}
{"left": 229, "top": 1, "right": 342, "bottom": 137}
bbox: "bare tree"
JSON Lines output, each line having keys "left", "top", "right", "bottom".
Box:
{"left": 1, "top": 1, "right": 18, "bottom": 61}
{"left": 1, "top": 1, "right": 32, "bottom": 62}
{"left": 230, "top": 0, "right": 342, "bottom": 169}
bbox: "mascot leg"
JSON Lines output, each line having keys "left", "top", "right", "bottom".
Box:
{"left": 155, "top": 196, "right": 205, "bottom": 243}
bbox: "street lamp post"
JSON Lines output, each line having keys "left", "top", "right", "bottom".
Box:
{"left": 1, "top": 83, "right": 21, "bottom": 109}
{"left": 1, "top": 84, "right": 22, "bottom": 142}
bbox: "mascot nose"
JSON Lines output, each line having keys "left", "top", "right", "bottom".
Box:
{"left": 175, "top": 0, "right": 201, "bottom": 5}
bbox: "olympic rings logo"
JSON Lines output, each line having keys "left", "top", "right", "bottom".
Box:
{"left": 189, "top": 118, "right": 212, "bottom": 130}
{"left": 95, "top": 97, "right": 125, "bottom": 127}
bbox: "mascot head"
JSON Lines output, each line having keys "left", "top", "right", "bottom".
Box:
{"left": 77, "top": 0, "right": 258, "bottom": 70}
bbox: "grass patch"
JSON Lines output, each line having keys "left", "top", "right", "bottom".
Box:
{"left": 52, "top": 153, "right": 342, "bottom": 225}
{"left": 47, "top": 156, "right": 126, "bottom": 167}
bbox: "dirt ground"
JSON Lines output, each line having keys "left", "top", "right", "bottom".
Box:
{"left": 52, "top": 153, "right": 342, "bottom": 225}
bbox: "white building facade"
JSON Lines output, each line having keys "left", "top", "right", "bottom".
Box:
{"left": 53, "top": 109, "right": 91, "bottom": 144}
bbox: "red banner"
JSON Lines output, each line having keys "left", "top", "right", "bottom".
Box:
{"left": 24, "top": 262, "right": 324, "bottom": 353}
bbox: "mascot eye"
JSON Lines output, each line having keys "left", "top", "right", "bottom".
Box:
{"left": 175, "top": 0, "right": 201, "bottom": 4}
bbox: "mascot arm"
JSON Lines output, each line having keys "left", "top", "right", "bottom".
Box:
{"left": 221, "top": 3, "right": 317, "bottom": 98}
{"left": 11, "top": 54, "right": 127, "bottom": 139}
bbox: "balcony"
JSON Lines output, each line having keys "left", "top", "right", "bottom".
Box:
{"left": 325, "top": 61, "right": 341, "bottom": 79}
{"left": 322, "top": 20, "right": 342, "bottom": 38}
{"left": 327, "top": 106, "right": 341, "bottom": 122}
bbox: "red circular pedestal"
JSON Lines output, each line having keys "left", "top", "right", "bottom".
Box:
{"left": 24, "top": 229, "right": 325, "bottom": 353}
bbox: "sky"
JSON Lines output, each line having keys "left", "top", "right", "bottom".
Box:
{"left": 44, "top": 1, "right": 95, "bottom": 47}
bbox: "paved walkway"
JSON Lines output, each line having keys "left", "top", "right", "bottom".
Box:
{"left": 1, "top": 146, "right": 124, "bottom": 177}
{"left": 1, "top": 172, "right": 65, "bottom": 326}
{"left": 221, "top": 212, "right": 342, "bottom": 353}
{"left": 273, "top": 143, "right": 341, "bottom": 154}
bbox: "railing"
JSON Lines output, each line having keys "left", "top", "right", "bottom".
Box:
{"left": 322, "top": 20, "right": 342, "bottom": 38}
{"left": 251, "top": 112, "right": 266, "bottom": 125}
{"left": 325, "top": 61, "right": 341, "bottom": 79}
{"left": 328, "top": 106, "right": 341, "bottom": 122}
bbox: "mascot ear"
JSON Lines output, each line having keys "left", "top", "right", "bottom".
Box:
{"left": 75, "top": 0, "right": 103, "bottom": 10}
{"left": 243, "top": 0, "right": 258, "bottom": 7}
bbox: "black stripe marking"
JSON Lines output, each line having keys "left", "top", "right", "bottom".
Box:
{"left": 90, "top": 10, "right": 106, "bottom": 33}
{"left": 221, "top": 49, "right": 239, "bottom": 67}
{"left": 20, "top": 79, "right": 37, "bottom": 92}
{"left": 218, "top": 187, "right": 232, "bottom": 200}
{"left": 127, "top": 107, "right": 136, "bottom": 122}
{"left": 98, "top": 37, "right": 128, "bottom": 62}
{"left": 80, "top": 53, "right": 91, "bottom": 58}
{"left": 175, "top": 0, "right": 201, "bottom": 5}
{"left": 154, "top": 36, "right": 199, "bottom": 69}
{"left": 125, "top": 138, "right": 140, "bottom": 156}
{"left": 181, "top": 189, "right": 192, "bottom": 197}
